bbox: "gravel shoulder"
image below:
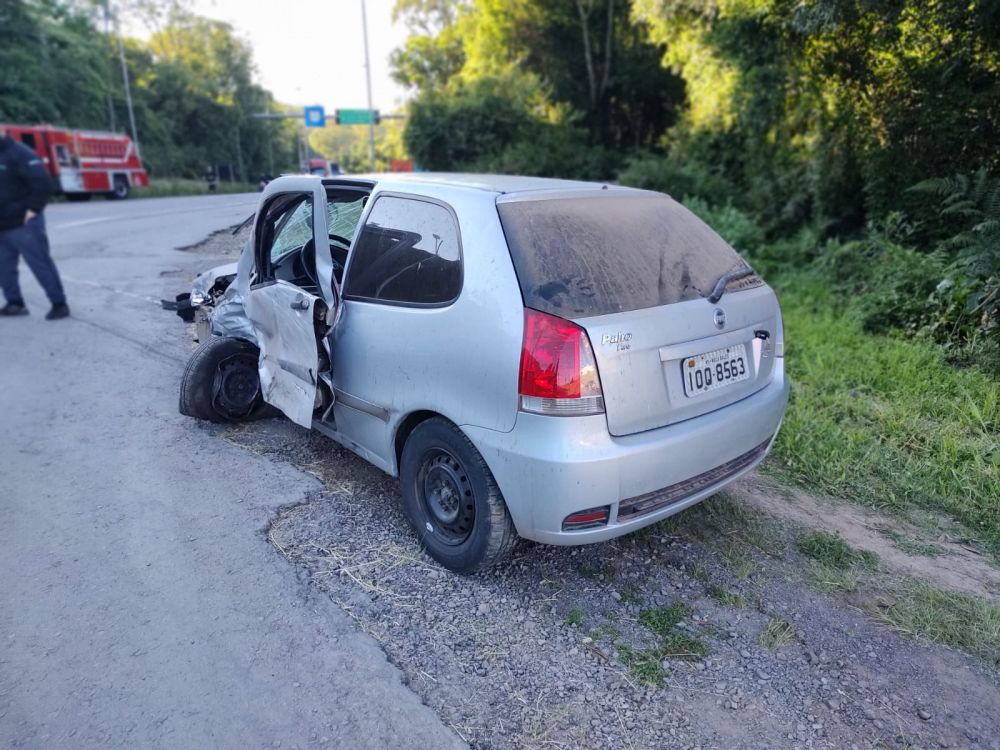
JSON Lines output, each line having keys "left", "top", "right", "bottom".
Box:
{"left": 224, "top": 418, "right": 1000, "bottom": 750}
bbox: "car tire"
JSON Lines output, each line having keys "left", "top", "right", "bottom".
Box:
{"left": 179, "top": 336, "right": 274, "bottom": 423}
{"left": 400, "top": 417, "right": 518, "bottom": 572}
{"left": 109, "top": 176, "right": 130, "bottom": 200}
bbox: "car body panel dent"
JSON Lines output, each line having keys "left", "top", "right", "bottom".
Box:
{"left": 209, "top": 240, "right": 257, "bottom": 344}
{"left": 244, "top": 280, "right": 322, "bottom": 428}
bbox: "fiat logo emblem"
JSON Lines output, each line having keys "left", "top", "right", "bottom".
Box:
{"left": 713, "top": 308, "right": 726, "bottom": 329}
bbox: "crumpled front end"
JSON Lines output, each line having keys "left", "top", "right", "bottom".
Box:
{"left": 162, "top": 242, "right": 252, "bottom": 343}
{"left": 206, "top": 241, "right": 257, "bottom": 344}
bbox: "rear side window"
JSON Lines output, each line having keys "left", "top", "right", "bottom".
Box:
{"left": 497, "top": 193, "right": 760, "bottom": 319}
{"left": 345, "top": 195, "right": 462, "bottom": 305}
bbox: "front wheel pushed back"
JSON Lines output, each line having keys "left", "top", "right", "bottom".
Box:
{"left": 179, "top": 336, "right": 272, "bottom": 423}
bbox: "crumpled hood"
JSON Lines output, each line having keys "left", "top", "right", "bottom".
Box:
{"left": 190, "top": 261, "right": 239, "bottom": 303}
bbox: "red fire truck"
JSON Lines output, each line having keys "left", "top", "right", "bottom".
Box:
{"left": 1, "top": 123, "right": 148, "bottom": 200}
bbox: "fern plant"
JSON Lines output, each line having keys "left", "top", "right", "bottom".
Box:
{"left": 909, "top": 169, "right": 999, "bottom": 345}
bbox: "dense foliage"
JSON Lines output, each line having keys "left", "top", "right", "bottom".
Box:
{"left": 0, "top": 0, "right": 300, "bottom": 180}
{"left": 395, "top": 0, "right": 685, "bottom": 176}
{"left": 394, "top": 0, "right": 999, "bottom": 369}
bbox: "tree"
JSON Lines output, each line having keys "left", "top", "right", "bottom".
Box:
{"left": 0, "top": 0, "right": 111, "bottom": 127}
{"left": 393, "top": 0, "right": 685, "bottom": 156}
{"left": 390, "top": 0, "right": 468, "bottom": 91}
{"left": 0, "top": 1, "right": 301, "bottom": 180}
{"left": 632, "top": 0, "right": 1000, "bottom": 232}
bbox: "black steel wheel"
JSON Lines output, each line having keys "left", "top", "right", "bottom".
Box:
{"left": 400, "top": 417, "right": 517, "bottom": 572}
{"left": 211, "top": 351, "right": 261, "bottom": 420}
{"left": 179, "top": 336, "right": 273, "bottom": 423}
{"left": 417, "top": 448, "right": 476, "bottom": 545}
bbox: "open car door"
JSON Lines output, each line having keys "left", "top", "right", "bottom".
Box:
{"left": 243, "top": 178, "right": 338, "bottom": 428}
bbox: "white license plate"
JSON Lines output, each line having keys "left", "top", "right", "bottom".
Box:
{"left": 682, "top": 343, "right": 750, "bottom": 397}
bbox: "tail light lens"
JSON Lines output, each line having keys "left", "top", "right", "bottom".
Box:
{"left": 518, "top": 308, "right": 604, "bottom": 416}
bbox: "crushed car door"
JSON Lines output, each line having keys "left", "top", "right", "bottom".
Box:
{"left": 244, "top": 180, "right": 335, "bottom": 428}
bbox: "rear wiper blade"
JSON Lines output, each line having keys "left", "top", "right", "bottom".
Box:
{"left": 232, "top": 212, "right": 255, "bottom": 236}
{"left": 707, "top": 266, "right": 756, "bottom": 304}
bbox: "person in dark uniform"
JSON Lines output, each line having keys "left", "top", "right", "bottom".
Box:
{"left": 0, "top": 124, "right": 69, "bottom": 319}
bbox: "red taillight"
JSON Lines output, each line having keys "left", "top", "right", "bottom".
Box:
{"left": 518, "top": 308, "right": 604, "bottom": 416}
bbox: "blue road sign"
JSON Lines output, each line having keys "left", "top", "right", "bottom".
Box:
{"left": 303, "top": 106, "right": 326, "bottom": 127}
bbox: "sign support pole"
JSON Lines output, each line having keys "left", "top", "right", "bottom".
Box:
{"left": 360, "top": 0, "right": 376, "bottom": 172}
{"left": 115, "top": 13, "right": 141, "bottom": 158}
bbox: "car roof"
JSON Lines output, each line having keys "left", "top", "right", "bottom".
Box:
{"left": 324, "top": 172, "right": 638, "bottom": 197}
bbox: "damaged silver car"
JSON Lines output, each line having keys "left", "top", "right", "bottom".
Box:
{"left": 172, "top": 174, "right": 789, "bottom": 571}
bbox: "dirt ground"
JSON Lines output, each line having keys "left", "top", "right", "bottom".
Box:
{"left": 734, "top": 479, "right": 1000, "bottom": 602}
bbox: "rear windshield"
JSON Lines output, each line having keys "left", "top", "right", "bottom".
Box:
{"left": 497, "top": 193, "right": 758, "bottom": 319}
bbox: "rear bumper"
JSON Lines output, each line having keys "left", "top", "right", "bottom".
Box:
{"left": 463, "top": 360, "right": 789, "bottom": 545}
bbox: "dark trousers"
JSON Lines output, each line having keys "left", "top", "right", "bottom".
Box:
{"left": 0, "top": 213, "right": 65, "bottom": 306}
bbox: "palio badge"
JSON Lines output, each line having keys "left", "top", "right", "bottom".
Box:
{"left": 602, "top": 331, "right": 633, "bottom": 351}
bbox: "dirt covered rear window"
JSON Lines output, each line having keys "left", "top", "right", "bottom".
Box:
{"left": 497, "top": 193, "right": 758, "bottom": 319}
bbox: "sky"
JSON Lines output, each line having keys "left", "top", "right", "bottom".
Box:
{"left": 185, "top": 0, "right": 411, "bottom": 113}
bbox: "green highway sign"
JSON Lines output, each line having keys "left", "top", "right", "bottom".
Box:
{"left": 335, "top": 108, "right": 380, "bottom": 126}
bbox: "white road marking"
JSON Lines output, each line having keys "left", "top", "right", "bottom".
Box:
{"left": 52, "top": 216, "right": 119, "bottom": 229}
{"left": 62, "top": 275, "right": 162, "bottom": 304}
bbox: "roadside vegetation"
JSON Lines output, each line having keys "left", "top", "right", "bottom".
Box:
{"left": 143, "top": 178, "right": 258, "bottom": 198}
{"left": 774, "top": 269, "right": 1000, "bottom": 556}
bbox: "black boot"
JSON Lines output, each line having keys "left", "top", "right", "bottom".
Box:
{"left": 0, "top": 301, "right": 29, "bottom": 316}
{"left": 46, "top": 303, "right": 70, "bottom": 320}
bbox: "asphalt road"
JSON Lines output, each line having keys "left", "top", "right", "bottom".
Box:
{"left": 0, "top": 195, "right": 465, "bottom": 749}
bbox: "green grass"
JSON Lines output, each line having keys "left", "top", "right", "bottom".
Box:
{"left": 616, "top": 643, "right": 666, "bottom": 687}
{"left": 658, "top": 493, "right": 782, "bottom": 578}
{"left": 690, "top": 561, "right": 710, "bottom": 581}
{"left": 878, "top": 528, "right": 946, "bottom": 557}
{"left": 564, "top": 607, "right": 585, "bottom": 627}
{"left": 614, "top": 601, "right": 710, "bottom": 686}
{"left": 795, "top": 522, "right": 1000, "bottom": 664}
{"left": 770, "top": 272, "right": 1000, "bottom": 557}
{"left": 797, "top": 531, "right": 878, "bottom": 593}
{"left": 759, "top": 616, "right": 798, "bottom": 650}
{"left": 868, "top": 580, "right": 1000, "bottom": 666}
{"left": 798, "top": 531, "right": 879, "bottom": 569}
{"left": 706, "top": 585, "right": 746, "bottom": 608}
{"left": 638, "top": 603, "right": 690, "bottom": 635}
{"left": 659, "top": 632, "right": 710, "bottom": 660}
{"left": 807, "top": 561, "right": 864, "bottom": 593}
{"left": 143, "top": 178, "right": 259, "bottom": 198}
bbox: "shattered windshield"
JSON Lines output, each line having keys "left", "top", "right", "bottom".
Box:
{"left": 497, "top": 193, "right": 760, "bottom": 319}
{"left": 269, "top": 198, "right": 313, "bottom": 264}
{"left": 326, "top": 196, "right": 366, "bottom": 243}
